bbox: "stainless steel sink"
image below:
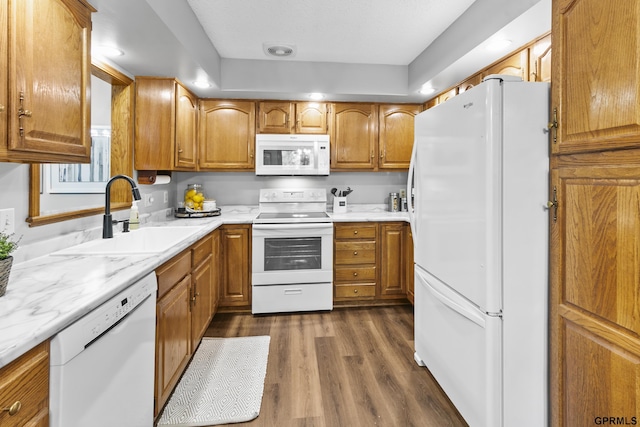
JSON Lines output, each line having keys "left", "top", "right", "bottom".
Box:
{"left": 51, "top": 226, "right": 204, "bottom": 256}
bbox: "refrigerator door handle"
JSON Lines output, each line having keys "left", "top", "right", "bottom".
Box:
{"left": 416, "top": 268, "right": 486, "bottom": 327}
{"left": 407, "top": 139, "right": 417, "bottom": 240}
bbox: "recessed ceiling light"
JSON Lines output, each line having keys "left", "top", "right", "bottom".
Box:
{"left": 309, "top": 93, "right": 324, "bottom": 100}
{"left": 486, "top": 39, "right": 512, "bottom": 52}
{"left": 419, "top": 85, "right": 436, "bottom": 95}
{"left": 193, "top": 80, "right": 212, "bottom": 88}
{"left": 263, "top": 43, "right": 296, "bottom": 58}
{"left": 95, "top": 45, "right": 124, "bottom": 57}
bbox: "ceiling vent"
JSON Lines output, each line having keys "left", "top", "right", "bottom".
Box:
{"left": 263, "top": 43, "right": 296, "bottom": 58}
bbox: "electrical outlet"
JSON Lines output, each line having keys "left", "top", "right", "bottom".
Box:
{"left": 163, "top": 191, "right": 168, "bottom": 204}
{"left": 143, "top": 193, "right": 154, "bottom": 208}
{"left": 0, "top": 208, "right": 15, "bottom": 235}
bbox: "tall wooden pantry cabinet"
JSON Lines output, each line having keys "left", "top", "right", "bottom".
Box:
{"left": 550, "top": 0, "right": 640, "bottom": 425}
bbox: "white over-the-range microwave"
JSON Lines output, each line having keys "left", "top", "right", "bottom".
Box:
{"left": 255, "top": 134, "right": 330, "bottom": 176}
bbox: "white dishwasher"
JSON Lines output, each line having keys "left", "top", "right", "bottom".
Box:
{"left": 49, "top": 271, "right": 157, "bottom": 427}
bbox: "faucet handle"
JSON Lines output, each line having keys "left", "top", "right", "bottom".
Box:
{"left": 112, "top": 219, "right": 130, "bottom": 233}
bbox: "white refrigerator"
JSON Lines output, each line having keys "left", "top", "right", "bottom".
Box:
{"left": 407, "top": 75, "right": 549, "bottom": 427}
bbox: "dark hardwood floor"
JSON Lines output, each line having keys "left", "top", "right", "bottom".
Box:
{"left": 204, "top": 305, "right": 467, "bottom": 427}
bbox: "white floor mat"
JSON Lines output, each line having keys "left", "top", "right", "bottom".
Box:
{"left": 157, "top": 336, "right": 271, "bottom": 426}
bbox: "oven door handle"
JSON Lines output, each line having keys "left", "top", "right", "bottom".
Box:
{"left": 253, "top": 223, "right": 333, "bottom": 231}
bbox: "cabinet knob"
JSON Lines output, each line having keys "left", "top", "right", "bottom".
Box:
{"left": 353, "top": 272, "right": 358, "bottom": 277}
{"left": 353, "top": 230, "right": 358, "bottom": 235}
{"left": 354, "top": 289, "right": 358, "bottom": 294}
{"left": 353, "top": 251, "right": 358, "bottom": 256}
{"left": 0, "top": 104, "right": 5, "bottom": 113}
{"left": 3, "top": 401, "right": 21, "bottom": 416}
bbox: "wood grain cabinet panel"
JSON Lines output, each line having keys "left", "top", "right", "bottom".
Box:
{"left": 334, "top": 222, "right": 378, "bottom": 303}
{"left": 379, "top": 222, "right": 405, "bottom": 299}
{"left": 0, "top": 341, "right": 49, "bottom": 426}
{"left": 2, "top": 0, "right": 93, "bottom": 163}
{"left": 482, "top": 50, "right": 528, "bottom": 81}
{"left": 378, "top": 104, "right": 421, "bottom": 169}
{"left": 134, "top": 77, "right": 197, "bottom": 171}
{"left": 155, "top": 274, "right": 191, "bottom": 417}
{"left": 330, "top": 103, "right": 378, "bottom": 170}
{"left": 219, "top": 225, "right": 251, "bottom": 307}
{"left": 551, "top": 154, "right": 640, "bottom": 426}
{"left": 530, "top": 34, "right": 551, "bottom": 83}
{"left": 257, "top": 101, "right": 328, "bottom": 134}
{"left": 404, "top": 223, "right": 414, "bottom": 305}
{"left": 552, "top": 0, "right": 640, "bottom": 154}
{"left": 199, "top": 100, "right": 256, "bottom": 170}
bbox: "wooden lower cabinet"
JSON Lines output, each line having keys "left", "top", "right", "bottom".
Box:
{"left": 379, "top": 222, "right": 406, "bottom": 299}
{"left": 219, "top": 225, "right": 251, "bottom": 308}
{"left": 154, "top": 231, "right": 218, "bottom": 417}
{"left": 551, "top": 152, "right": 640, "bottom": 426}
{"left": 0, "top": 341, "right": 49, "bottom": 426}
{"left": 334, "top": 221, "right": 411, "bottom": 305}
{"left": 404, "top": 224, "right": 415, "bottom": 305}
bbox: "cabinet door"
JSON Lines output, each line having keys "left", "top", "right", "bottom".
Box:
{"left": 0, "top": 341, "right": 49, "bottom": 427}
{"left": 199, "top": 100, "right": 256, "bottom": 170}
{"left": 134, "top": 78, "right": 175, "bottom": 171}
{"left": 378, "top": 223, "right": 405, "bottom": 298}
{"left": 551, "top": 0, "right": 640, "bottom": 154}
{"left": 550, "top": 155, "right": 640, "bottom": 426}
{"left": 482, "top": 50, "right": 528, "bottom": 81}
{"left": 220, "top": 225, "right": 251, "bottom": 307}
{"left": 155, "top": 275, "right": 191, "bottom": 416}
{"left": 191, "top": 255, "right": 213, "bottom": 348}
{"left": 404, "top": 223, "right": 414, "bottom": 305}
{"left": 0, "top": 0, "right": 6, "bottom": 149}
{"left": 378, "top": 104, "right": 421, "bottom": 169}
{"left": 530, "top": 34, "right": 551, "bottom": 83}
{"left": 175, "top": 84, "right": 198, "bottom": 169}
{"left": 211, "top": 228, "right": 221, "bottom": 315}
{"left": 257, "top": 101, "right": 293, "bottom": 133}
{"left": 6, "top": 0, "right": 92, "bottom": 162}
{"left": 331, "top": 103, "right": 378, "bottom": 170}
{"left": 295, "top": 102, "right": 328, "bottom": 134}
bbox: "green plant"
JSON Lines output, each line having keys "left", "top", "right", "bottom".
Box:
{"left": 0, "top": 232, "right": 19, "bottom": 260}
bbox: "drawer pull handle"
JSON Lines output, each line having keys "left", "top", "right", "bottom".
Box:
{"left": 3, "top": 401, "right": 21, "bottom": 416}
{"left": 354, "top": 230, "right": 358, "bottom": 234}
{"left": 353, "top": 251, "right": 358, "bottom": 255}
{"left": 354, "top": 289, "right": 358, "bottom": 294}
{"left": 353, "top": 272, "right": 358, "bottom": 277}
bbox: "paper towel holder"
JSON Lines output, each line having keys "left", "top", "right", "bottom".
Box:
{"left": 137, "top": 170, "right": 171, "bottom": 185}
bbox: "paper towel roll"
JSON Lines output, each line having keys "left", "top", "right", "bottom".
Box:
{"left": 152, "top": 175, "right": 171, "bottom": 185}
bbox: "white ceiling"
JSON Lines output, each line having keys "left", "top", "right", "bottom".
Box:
{"left": 186, "top": 0, "right": 476, "bottom": 65}
{"left": 89, "top": 0, "right": 550, "bottom": 102}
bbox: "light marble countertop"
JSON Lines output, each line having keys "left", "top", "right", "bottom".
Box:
{"left": 0, "top": 204, "right": 409, "bottom": 368}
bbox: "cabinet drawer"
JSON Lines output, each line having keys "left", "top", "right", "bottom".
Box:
{"left": 335, "top": 265, "right": 377, "bottom": 282}
{"left": 335, "top": 241, "right": 376, "bottom": 265}
{"left": 0, "top": 341, "right": 49, "bottom": 427}
{"left": 156, "top": 251, "right": 191, "bottom": 299}
{"left": 335, "top": 283, "right": 376, "bottom": 299}
{"left": 192, "top": 234, "right": 213, "bottom": 267}
{"left": 335, "top": 224, "right": 377, "bottom": 240}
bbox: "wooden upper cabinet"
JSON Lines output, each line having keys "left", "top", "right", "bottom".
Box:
{"left": 257, "top": 101, "right": 293, "bottom": 133}
{"left": 437, "top": 88, "right": 458, "bottom": 105}
{"left": 458, "top": 74, "right": 483, "bottom": 94}
{"left": 530, "top": 34, "right": 552, "bottom": 83}
{"left": 175, "top": 84, "right": 198, "bottom": 169}
{"left": 257, "top": 101, "right": 328, "bottom": 134}
{"left": 199, "top": 100, "right": 256, "bottom": 170}
{"left": 295, "top": 102, "right": 328, "bottom": 134}
{"left": 330, "top": 103, "right": 378, "bottom": 170}
{"left": 134, "top": 77, "right": 197, "bottom": 171}
{"left": 378, "top": 104, "right": 421, "bottom": 169}
{"left": 483, "top": 50, "right": 528, "bottom": 81}
{"left": 552, "top": 0, "right": 640, "bottom": 154}
{"left": 2, "top": 0, "right": 94, "bottom": 163}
